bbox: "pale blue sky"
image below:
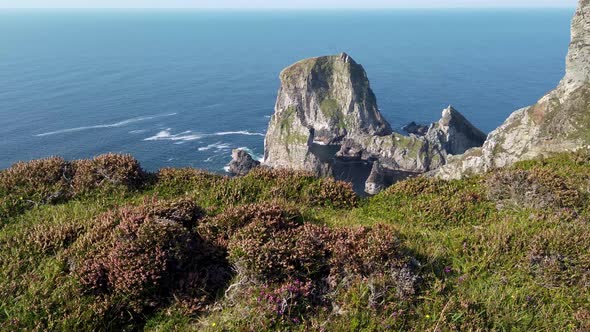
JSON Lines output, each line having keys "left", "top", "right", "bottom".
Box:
{"left": 0, "top": 0, "right": 578, "bottom": 9}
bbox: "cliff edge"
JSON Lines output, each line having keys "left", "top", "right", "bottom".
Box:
{"left": 436, "top": 0, "right": 590, "bottom": 179}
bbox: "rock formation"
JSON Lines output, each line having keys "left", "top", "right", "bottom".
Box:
{"left": 402, "top": 122, "right": 429, "bottom": 136}
{"left": 435, "top": 0, "right": 590, "bottom": 179}
{"left": 264, "top": 53, "right": 392, "bottom": 173}
{"left": 263, "top": 53, "right": 486, "bottom": 193}
{"left": 228, "top": 149, "right": 260, "bottom": 176}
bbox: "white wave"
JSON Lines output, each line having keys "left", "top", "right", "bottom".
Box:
{"left": 144, "top": 129, "right": 203, "bottom": 142}
{"left": 144, "top": 129, "right": 265, "bottom": 143}
{"left": 129, "top": 129, "right": 147, "bottom": 134}
{"left": 198, "top": 142, "right": 231, "bottom": 152}
{"left": 223, "top": 166, "right": 231, "bottom": 173}
{"left": 35, "top": 113, "right": 177, "bottom": 137}
{"left": 236, "top": 147, "right": 263, "bottom": 161}
{"left": 211, "top": 131, "right": 265, "bottom": 137}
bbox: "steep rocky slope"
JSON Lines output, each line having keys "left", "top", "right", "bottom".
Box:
{"left": 436, "top": 0, "right": 590, "bottom": 179}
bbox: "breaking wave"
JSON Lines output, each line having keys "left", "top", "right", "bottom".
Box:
{"left": 35, "top": 113, "right": 177, "bottom": 137}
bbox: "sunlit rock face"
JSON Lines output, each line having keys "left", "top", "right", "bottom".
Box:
{"left": 263, "top": 53, "right": 486, "bottom": 194}
{"left": 436, "top": 0, "right": 590, "bottom": 180}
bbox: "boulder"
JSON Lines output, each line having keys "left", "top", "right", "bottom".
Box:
{"left": 228, "top": 149, "right": 260, "bottom": 176}
{"left": 402, "top": 121, "right": 429, "bottom": 136}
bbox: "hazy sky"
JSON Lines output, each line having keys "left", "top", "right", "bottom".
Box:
{"left": 0, "top": 0, "right": 578, "bottom": 9}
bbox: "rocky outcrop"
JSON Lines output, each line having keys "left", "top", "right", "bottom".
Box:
{"left": 228, "top": 149, "right": 260, "bottom": 176}
{"left": 263, "top": 52, "right": 486, "bottom": 193}
{"left": 402, "top": 122, "right": 429, "bottom": 136}
{"left": 263, "top": 53, "right": 392, "bottom": 172}
{"left": 341, "top": 105, "right": 486, "bottom": 174}
{"left": 436, "top": 0, "right": 590, "bottom": 180}
{"left": 425, "top": 106, "right": 487, "bottom": 155}
{"left": 365, "top": 162, "right": 387, "bottom": 195}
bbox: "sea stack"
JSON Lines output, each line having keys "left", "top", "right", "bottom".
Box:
{"left": 263, "top": 53, "right": 487, "bottom": 193}
{"left": 263, "top": 53, "right": 392, "bottom": 172}
{"left": 435, "top": 0, "right": 590, "bottom": 179}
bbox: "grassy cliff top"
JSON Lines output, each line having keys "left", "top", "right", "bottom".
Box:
{"left": 1, "top": 152, "right": 589, "bottom": 331}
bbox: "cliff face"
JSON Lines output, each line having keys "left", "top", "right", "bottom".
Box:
{"left": 264, "top": 53, "right": 486, "bottom": 193}
{"left": 436, "top": 0, "right": 590, "bottom": 179}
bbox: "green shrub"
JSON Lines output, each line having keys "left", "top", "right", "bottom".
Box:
{"left": 71, "top": 153, "right": 145, "bottom": 194}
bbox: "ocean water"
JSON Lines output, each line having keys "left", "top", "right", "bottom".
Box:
{"left": 0, "top": 9, "right": 574, "bottom": 172}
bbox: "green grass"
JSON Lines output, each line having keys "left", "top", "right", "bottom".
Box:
{"left": 1, "top": 152, "right": 589, "bottom": 331}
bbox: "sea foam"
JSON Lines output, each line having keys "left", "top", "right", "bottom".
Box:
{"left": 35, "top": 113, "right": 177, "bottom": 137}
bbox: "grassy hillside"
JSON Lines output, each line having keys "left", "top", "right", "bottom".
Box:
{"left": 0, "top": 152, "right": 589, "bottom": 331}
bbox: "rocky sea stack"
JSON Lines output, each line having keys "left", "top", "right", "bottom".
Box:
{"left": 263, "top": 53, "right": 486, "bottom": 193}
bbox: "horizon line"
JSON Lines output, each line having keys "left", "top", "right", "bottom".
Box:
{"left": 0, "top": 6, "right": 576, "bottom": 10}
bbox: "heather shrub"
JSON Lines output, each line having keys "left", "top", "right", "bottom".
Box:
{"left": 0, "top": 157, "right": 73, "bottom": 219}
{"left": 386, "top": 176, "right": 456, "bottom": 196}
{"left": 0, "top": 154, "right": 148, "bottom": 222}
{"left": 228, "top": 210, "right": 419, "bottom": 301}
{"left": 485, "top": 167, "right": 583, "bottom": 210}
{"left": 325, "top": 225, "right": 418, "bottom": 298}
{"left": 240, "top": 167, "right": 358, "bottom": 208}
{"left": 72, "top": 197, "right": 230, "bottom": 327}
{"left": 71, "top": 153, "right": 145, "bottom": 194}
{"left": 198, "top": 202, "right": 302, "bottom": 247}
{"left": 27, "top": 221, "right": 84, "bottom": 255}
{"left": 229, "top": 222, "right": 327, "bottom": 283}
{"left": 362, "top": 175, "right": 495, "bottom": 228}
{"left": 305, "top": 177, "right": 358, "bottom": 209}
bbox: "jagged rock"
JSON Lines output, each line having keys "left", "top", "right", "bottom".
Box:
{"left": 263, "top": 52, "right": 392, "bottom": 171}
{"left": 263, "top": 53, "right": 486, "bottom": 194}
{"left": 402, "top": 122, "right": 429, "bottom": 136}
{"left": 228, "top": 149, "right": 260, "bottom": 176}
{"left": 436, "top": 0, "right": 590, "bottom": 180}
{"left": 424, "top": 106, "right": 487, "bottom": 156}
{"left": 365, "top": 162, "right": 386, "bottom": 195}
{"left": 352, "top": 106, "right": 486, "bottom": 174}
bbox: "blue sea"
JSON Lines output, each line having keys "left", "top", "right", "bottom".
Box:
{"left": 0, "top": 9, "right": 574, "bottom": 171}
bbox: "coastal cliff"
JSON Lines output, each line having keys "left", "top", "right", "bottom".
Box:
{"left": 263, "top": 54, "right": 486, "bottom": 193}
{"left": 436, "top": 0, "right": 590, "bottom": 179}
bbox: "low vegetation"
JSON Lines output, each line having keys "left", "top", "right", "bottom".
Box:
{"left": 1, "top": 151, "right": 589, "bottom": 331}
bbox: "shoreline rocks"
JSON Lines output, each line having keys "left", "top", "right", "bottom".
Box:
{"left": 228, "top": 149, "right": 261, "bottom": 176}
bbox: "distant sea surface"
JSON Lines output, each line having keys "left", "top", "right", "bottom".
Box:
{"left": 0, "top": 9, "right": 574, "bottom": 171}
